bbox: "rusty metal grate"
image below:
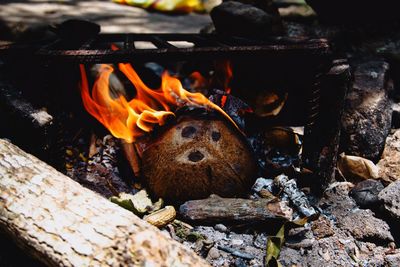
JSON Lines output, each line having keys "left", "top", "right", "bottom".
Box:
{"left": 0, "top": 33, "right": 330, "bottom": 63}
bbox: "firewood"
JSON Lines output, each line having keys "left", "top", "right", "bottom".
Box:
{"left": 0, "top": 74, "right": 54, "bottom": 160}
{"left": 0, "top": 139, "right": 209, "bottom": 267}
{"left": 120, "top": 140, "right": 141, "bottom": 177}
{"left": 179, "top": 194, "right": 293, "bottom": 223}
{"left": 141, "top": 116, "right": 257, "bottom": 202}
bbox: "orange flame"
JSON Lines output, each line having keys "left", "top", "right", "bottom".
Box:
{"left": 80, "top": 62, "right": 237, "bottom": 143}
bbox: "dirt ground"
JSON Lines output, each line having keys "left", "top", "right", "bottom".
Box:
{"left": 0, "top": 0, "right": 212, "bottom": 33}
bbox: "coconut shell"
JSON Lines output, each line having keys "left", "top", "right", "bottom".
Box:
{"left": 141, "top": 117, "right": 257, "bottom": 202}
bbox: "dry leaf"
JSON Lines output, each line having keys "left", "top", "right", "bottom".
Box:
{"left": 337, "top": 153, "right": 380, "bottom": 182}
{"left": 110, "top": 190, "right": 163, "bottom": 216}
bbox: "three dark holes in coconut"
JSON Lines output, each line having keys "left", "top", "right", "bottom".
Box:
{"left": 182, "top": 126, "right": 221, "bottom": 163}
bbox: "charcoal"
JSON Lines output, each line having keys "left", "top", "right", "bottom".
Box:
{"left": 349, "top": 179, "right": 384, "bottom": 208}
{"left": 209, "top": 91, "right": 252, "bottom": 131}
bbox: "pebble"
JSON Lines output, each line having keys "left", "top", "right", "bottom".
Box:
{"left": 214, "top": 224, "right": 228, "bottom": 233}
{"left": 208, "top": 247, "right": 221, "bottom": 259}
{"left": 231, "top": 239, "right": 244, "bottom": 246}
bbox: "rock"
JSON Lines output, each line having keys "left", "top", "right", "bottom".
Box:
{"left": 234, "top": 258, "right": 247, "bottom": 267}
{"left": 338, "top": 209, "right": 394, "bottom": 244}
{"left": 231, "top": 239, "right": 244, "bottom": 246}
{"left": 377, "top": 130, "right": 400, "bottom": 183}
{"left": 349, "top": 179, "right": 384, "bottom": 208}
{"left": 378, "top": 180, "right": 400, "bottom": 220}
{"left": 207, "top": 247, "right": 220, "bottom": 259}
{"left": 210, "top": 1, "right": 282, "bottom": 38}
{"left": 311, "top": 216, "right": 335, "bottom": 239}
{"left": 385, "top": 252, "right": 400, "bottom": 267}
{"left": 320, "top": 182, "right": 356, "bottom": 219}
{"left": 337, "top": 154, "right": 380, "bottom": 183}
{"left": 341, "top": 59, "right": 392, "bottom": 162}
{"left": 214, "top": 224, "right": 228, "bottom": 233}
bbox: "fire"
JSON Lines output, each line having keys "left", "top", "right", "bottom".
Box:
{"left": 79, "top": 62, "right": 236, "bottom": 143}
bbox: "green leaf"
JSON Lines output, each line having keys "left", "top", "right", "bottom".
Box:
{"left": 265, "top": 225, "right": 285, "bottom": 267}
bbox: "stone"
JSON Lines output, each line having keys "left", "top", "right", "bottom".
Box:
{"left": 210, "top": 1, "right": 282, "bottom": 38}
{"left": 231, "top": 239, "right": 244, "bottom": 246}
{"left": 338, "top": 209, "right": 394, "bottom": 244}
{"left": 319, "top": 182, "right": 356, "bottom": 219}
{"left": 385, "top": 252, "right": 400, "bottom": 267}
{"left": 311, "top": 216, "right": 335, "bottom": 239}
{"left": 207, "top": 247, "right": 221, "bottom": 259}
{"left": 377, "top": 130, "right": 400, "bottom": 183}
{"left": 378, "top": 180, "right": 400, "bottom": 220}
{"left": 214, "top": 224, "right": 228, "bottom": 233}
{"left": 341, "top": 59, "right": 392, "bottom": 162}
{"left": 349, "top": 179, "right": 384, "bottom": 208}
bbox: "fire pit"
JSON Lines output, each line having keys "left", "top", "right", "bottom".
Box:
{"left": 0, "top": 25, "right": 351, "bottom": 266}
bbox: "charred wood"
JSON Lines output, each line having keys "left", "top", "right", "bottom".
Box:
{"left": 179, "top": 194, "right": 293, "bottom": 223}
{"left": 70, "top": 135, "right": 132, "bottom": 198}
{"left": 0, "top": 72, "right": 54, "bottom": 161}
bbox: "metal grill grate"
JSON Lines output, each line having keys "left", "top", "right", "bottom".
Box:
{"left": 0, "top": 34, "right": 330, "bottom": 63}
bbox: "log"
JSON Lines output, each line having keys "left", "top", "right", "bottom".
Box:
{"left": 0, "top": 73, "right": 54, "bottom": 161}
{"left": 0, "top": 139, "right": 209, "bottom": 267}
{"left": 179, "top": 194, "right": 293, "bottom": 223}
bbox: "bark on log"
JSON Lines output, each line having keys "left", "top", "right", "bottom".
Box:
{"left": 0, "top": 139, "right": 209, "bottom": 267}
{"left": 179, "top": 194, "right": 293, "bottom": 223}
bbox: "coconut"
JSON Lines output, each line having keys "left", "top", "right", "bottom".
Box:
{"left": 141, "top": 116, "right": 257, "bottom": 202}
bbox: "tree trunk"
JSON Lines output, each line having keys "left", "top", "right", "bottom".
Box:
{"left": 0, "top": 139, "right": 209, "bottom": 267}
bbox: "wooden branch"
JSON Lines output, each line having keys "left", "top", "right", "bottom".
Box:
{"left": 179, "top": 194, "right": 293, "bottom": 223}
{"left": 0, "top": 139, "right": 209, "bottom": 267}
{"left": 120, "top": 140, "right": 141, "bottom": 178}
